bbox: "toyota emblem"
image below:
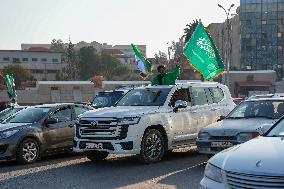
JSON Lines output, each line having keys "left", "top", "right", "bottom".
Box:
{"left": 91, "top": 121, "right": 98, "bottom": 127}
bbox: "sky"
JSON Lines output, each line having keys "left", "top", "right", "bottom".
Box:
{"left": 0, "top": 0, "right": 239, "bottom": 57}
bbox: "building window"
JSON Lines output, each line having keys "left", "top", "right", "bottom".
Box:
{"left": 47, "top": 70, "right": 57, "bottom": 74}
{"left": 261, "top": 33, "right": 267, "bottom": 38}
{"left": 245, "top": 34, "right": 251, "bottom": 38}
{"left": 3, "top": 57, "right": 9, "bottom": 61}
{"left": 41, "top": 58, "right": 47, "bottom": 62}
{"left": 278, "top": 46, "right": 283, "bottom": 56}
{"left": 278, "top": 32, "right": 283, "bottom": 37}
{"left": 22, "top": 58, "right": 28, "bottom": 61}
{"left": 262, "top": 45, "right": 266, "bottom": 50}
{"left": 246, "top": 65, "right": 252, "bottom": 70}
{"left": 278, "top": 19, "right": 283, "bottom": 25}
{"left": 52, "top": 58, "right": 58, "bottom": 63}
{"left": 12, "top": 58, "right": 20, "bottom": 63}
{"left": 32, "top": 58, "right": 38, "bottom": 62}
{"left": 31, "top": 69, "right": 44, "bottom": 74}
{"left": 261, "top": 20, "right": 267, "bottom": 25}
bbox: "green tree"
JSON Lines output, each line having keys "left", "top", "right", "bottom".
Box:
{"left": 78, "top": 46, "right": 100, "bottom": 80}
{"left": 50, "top": 39, "right": 65, "bottom": 52}
{"left": 154, "top": 51, "right": 168, "bottom": 65}
{"left": 3, "top": 65, "right": 33, "bottom": 89}
{"left": 66, "top": 40, "right": 80, "bottom": 80}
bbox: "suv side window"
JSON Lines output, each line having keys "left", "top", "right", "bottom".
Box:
{"left": 191, "top": 87, "right": 208, "bottom": 106}
{"left": 74, "top": 106, "right": 90, "bottom": 117}
{"left": 170, "top": 88, "right": 191, "bottom": 107}
{"left": 210, "top": 87, "right": 224, "bottom": 103}
{"left": 50, "top": 107, "right": 72, "bottom": 122}
{"left": 205, "top": 88, "right": 214, "bottom": 104}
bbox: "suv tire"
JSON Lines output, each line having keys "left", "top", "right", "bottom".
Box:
{"left": 86, "top": 151, "right": 109, "bottom": 161}
{"left": 17, "top": 138, "right": 40, "bottom": 164}
{"left": 139, "top": 129, "right": 165, "bottom": 164}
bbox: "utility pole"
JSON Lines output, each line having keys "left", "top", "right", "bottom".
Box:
{"left": 218, "top": 3, "right": 235, "bottom": 89}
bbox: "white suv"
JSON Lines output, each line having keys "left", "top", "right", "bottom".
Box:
{"left": 73, "top": 82, "right": 235, "bottom": 163}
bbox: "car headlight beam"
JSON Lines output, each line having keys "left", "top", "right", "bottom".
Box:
{"left": 118, "top": 117, "right": 140, "bottom": 125}
{"left": 204, "top": 163, "right": 223, "bottom": 183}
{"left": 0, "top": 129, "right": 19, "bottom": 139}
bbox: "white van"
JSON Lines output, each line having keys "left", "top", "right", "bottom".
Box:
{"left": 73, "top": 82, "right": 235, "bottom": 163}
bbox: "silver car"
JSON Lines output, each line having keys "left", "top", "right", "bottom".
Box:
{"left": 197, "top": 97, "right": 284, "bottom": 157}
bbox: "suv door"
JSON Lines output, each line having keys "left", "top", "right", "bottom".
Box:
{"left": 44, "top": 106, "right": 74, "bottom": 149}
{"left": 190, "top": 87, "right": 211, "bottom": 133}
{"left": 167, "top": 88, "right": 197, "bottom": 144}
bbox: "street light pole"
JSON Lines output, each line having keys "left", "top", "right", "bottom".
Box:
{"left": 218, "top": 3, "right": 234, "bottom": 89}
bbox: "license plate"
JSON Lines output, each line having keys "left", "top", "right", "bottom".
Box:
{"left": 211, "top": 141, "right": 233, "bottom": 148}
{"left": 85, "top": 143, "right": 103, "bottom": 149}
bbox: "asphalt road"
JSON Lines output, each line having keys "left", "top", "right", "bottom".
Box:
{"left": 0, "top": 148, "right": 207, "bottom": 189}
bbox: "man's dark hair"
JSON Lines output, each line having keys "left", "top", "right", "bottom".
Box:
{"left": 157, "top": 65, "right": 165, "bottom": 72}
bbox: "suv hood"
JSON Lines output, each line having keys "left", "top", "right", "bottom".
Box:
{"left": 210, "top": 137, "right": 284, "bottom": 175}
{"left": 0, "top": 123, "right": 31, "bottom": 132}
{"left": 202, "top": 118, "right": 277, "bottom": 136}
{"left": 82, "top": 106, "right": 163, "bottom": 118}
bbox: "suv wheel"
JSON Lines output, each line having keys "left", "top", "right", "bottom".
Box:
{"left": 86, "top": 151, "right": 109, "bottom": 161}
{"left": 139, "top": 129, "right": 165, "bottom": 164}
{"left": 17, "top": 138, "right": 40, "bottom": 164}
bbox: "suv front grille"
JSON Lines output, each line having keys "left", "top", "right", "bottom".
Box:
{"left": 226, "top": 171, "right": 284, "bottom": 188}
{"left": 77, "top": 118, "right": 129, "bottom": 140}
{"left": 209, "top": 136, "right": 237, "bottom": 141}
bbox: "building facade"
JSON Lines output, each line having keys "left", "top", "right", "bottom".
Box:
{"left": 240, "top": 0, "right": 284, "bottom": 74}
{"left": 0, "top": 50, "right": 66, "bottom": 81}
{"left": 21, "top": 42, "right": 147, "bottom": 67}
{"left": 208, "top": 12, "right": 241, "bottom": 70}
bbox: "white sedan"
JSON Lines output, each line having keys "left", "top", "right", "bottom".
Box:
{"left": 200, "top": 117, "right": 284, "bottom": 189}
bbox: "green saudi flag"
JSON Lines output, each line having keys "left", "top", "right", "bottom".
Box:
{"left": 5, "top": 73, "right": 17, "bottom": 101}
{"left": 184, "top": 21, "right": 224, "bottom": 81}
{"left": 131, "top": 44, "right": 152, "bottom": 78}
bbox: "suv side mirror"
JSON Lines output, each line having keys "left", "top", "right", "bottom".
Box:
{"left": 46, "top": 117, "right": 58, "bottom": 125}
{"left": 217, "top": 115, "right": 226, "bottom": 122}
{"left": 173, "top": 100, "right": 187, "bottom": 113}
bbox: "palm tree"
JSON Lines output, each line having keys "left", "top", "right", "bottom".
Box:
{"left": 183, "top": 19, "right": 199, "bottom": 43}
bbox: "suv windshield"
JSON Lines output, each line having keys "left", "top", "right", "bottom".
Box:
{"left": 92, "top": 92, "right": 125, "bottom": 108}
{"left": 227, "top": 100, "right": 284, "bottom": 120}
{"left": 116, "top": 88, "right": 171, "bottom": 106}
{"left": 5, "top": 107, "right": 50, "bottom": 123}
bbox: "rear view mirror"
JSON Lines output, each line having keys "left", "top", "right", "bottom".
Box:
{"left": 46, "top": 118, "right": 58, "bottom": 125}
{"left": 217, "top": 115, "right": 226, "bottom": 122}
{"left": 173, "top": 100, "right": 187, "bottom": 113}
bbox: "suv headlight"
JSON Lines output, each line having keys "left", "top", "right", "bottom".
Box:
{"left": 0, "top": 129, "right": 19, "bottom": 139}
{"left": 198, "top": 132, "right": 210, "bottom": 140}
{"left": 118, "top": 117, "right": 140, "bottom": 125}
{"left": 237, "top": 132, "right": 259, "bottom": 142}
{"left": 204, "top": 163, "right": 223, "bottom": 183}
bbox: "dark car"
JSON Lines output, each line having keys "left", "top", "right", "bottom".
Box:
{"left": 0, "top": 103, "right": 92, "bottom": 163}
{"left": 0, "top": 106, "right": 26, "bottom": 123}
{"left": 91, "top": 89, "right": 129, "bottom": 109}
{"left": 197, "top": 98, "right": 284, "bottom": 157}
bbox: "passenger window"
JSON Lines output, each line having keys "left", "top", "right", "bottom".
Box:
{"left": 191, "top": 87, "right": 208, "bottom": 106}
{"left": 210, "top": 87, "right": 224, "bottom": 103}
{"left": 170, "top": 88, "right": 191, "bottom": 107}
{"left": 74, "top": 106, "right": 89, "bottom": 117}
{"left": 50, "top": 107, "right": 72, "bottom": 122}
{"left": 205, "top": 88, "right": 214, "bottom": 104}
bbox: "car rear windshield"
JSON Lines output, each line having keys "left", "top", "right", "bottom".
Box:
{"left": 116, "top": 88, "right": 171, "bottom": 106}
{"left": 6, "top": 107, "right": 50, "bottom": 123}
{"left": 92, "top": 92, "right": 125, "bottom": 108}
{"left": 227, "top": 100, "right": 284, "bottom": 120}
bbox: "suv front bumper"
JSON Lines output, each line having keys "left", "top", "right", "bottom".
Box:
{"left": 73, "top": 137, "right": 141, "bottom": 154}
{"left": 196, "top": 140, "right": 240, "bottom": 155}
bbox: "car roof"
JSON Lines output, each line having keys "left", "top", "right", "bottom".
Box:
{"left": 133, "top": 82, "right": 222, "bottom": 89}
{"left": 245, "top": 97, "right": 284, "bottom": 102}
{"left": 31, "top": 103, "right": 78, "bottom": 108}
